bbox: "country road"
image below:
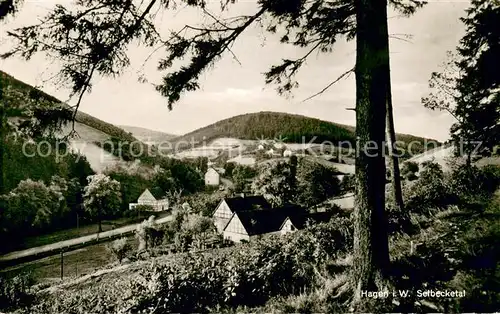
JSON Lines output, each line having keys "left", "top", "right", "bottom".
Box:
{"left": 0, "top": 215, "right": 173, "bottom": 264}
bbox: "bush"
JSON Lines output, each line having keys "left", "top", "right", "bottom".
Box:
{"left": 22, "top": 218, "right": 352, "bottom": 314}
{"left": 107, "top": 238, "right": 132, "bottom": 263}
{"left": 135, "top": 216, "right": 164, "bottom": 251}
{"left": 404, "top": 162, "right": 458, "bottom": 214}
{"left": 448, "top": 164, "right": 500, "bottom": 202}
{"left": 129, "top": 219, "right": 352, "bottom": 312}
{"left": 128, "top": 204, "right": 155, "bottom": 218}
{"left": 340, "top": 174, "right": 355, "bottom": 193}
{"left": 0, "top": 273, "right": 34, "bottom": 310}
{"left": 401, "top": 161, "right": 419, "bottom": 180}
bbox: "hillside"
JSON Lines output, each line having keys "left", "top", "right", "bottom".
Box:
{"left": 1, "top": 71, "right": 138, "bottom": 143}
{"left": 166, "top": 111, "right": 441, "bottom": 157}
{"left": 1, "top": 71, "right": 141, "bottom": 172}
{"left": 118, "top": 125, "right": 177, "bottom": 145}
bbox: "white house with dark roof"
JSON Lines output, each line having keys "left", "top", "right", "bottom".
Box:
{"left": 129, "top": 189, "right": 169, "bottom": 212}
{"left": 212, "top": 195, "right": 270, "bottom": 233}
{"left": 220, "top": 205, "right": 335, "bottom": 243}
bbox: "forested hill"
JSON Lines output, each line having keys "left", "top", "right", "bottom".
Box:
{"left": 118, "top": 125, "right": 177, "bottom": 144}
{"left": 0, "top": 71, "right": 137, "bottom": 143}
{"left": 168, "top": 111, "right": 441, "bottom": 153}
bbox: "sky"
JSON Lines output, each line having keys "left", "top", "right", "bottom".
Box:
{"left": 0, "top": 0, "right": 470, "bottom": 142}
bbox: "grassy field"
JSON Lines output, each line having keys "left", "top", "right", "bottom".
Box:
{"left": 4, "top": 212, "right": 170, "bottom": 253}
{"left": 1, "top": 236, "right": 137, "bottom": 285}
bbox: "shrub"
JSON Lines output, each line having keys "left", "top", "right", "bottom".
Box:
{"left": 448, "top": 164, "right": 500, "bottom": 202}
{"left": 401, "top": 161, "right": 419, "bottom": 180}
{"left": 129, "top": 204, "right": 155, "bottom": 218}
{"left": 340, "top": 174, "right": 355, "bottom": 193}
{"left": 135, "top": 216, "right": 164, "bottom": 251}
{"left": 107, "top": 238, "right": 132, "bottom": 263}
{"left": 0, "top": 273, "right": 34, "bottom": 310}
{"left": 24, "top": 218, "right": 352, "bottom": 314}
{"left": 404, "top": 162, "right": 457, "bottom": 214}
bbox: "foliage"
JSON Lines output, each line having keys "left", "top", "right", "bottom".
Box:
{"left": 0, "top": 71, "right": 137, "bottom": 142}
{"left": 252, "top": 157, "right": 342, "bottom": 208}
{"left": 105, "top": 165, "right": 153, "bottom": 212}
{"left": 1, "top": 178, "right": 68, "bottom": 234}
{"left": 224, "top": 162, "right": 236, "bottom": 178}
{"left": 160, "top": 209, "right": 218, "bottom": 253}
{"left": 2, "top": 138, "right": 93, "bottom": 193}
{"left": 107, "top": 237, "right": 132, "bottom": 263}
{"left": 295, "top": 158, "right": 342, "bottom": 207}
{"left": 22, "top": 217, "right": 352, "bottom": 314}
{"left": 152, "top": 162, "right": 204, "bottom": 196}
{"left": 128, "top": 204, "right": 155, "bottom": 218}
{"left": 423, "top": 1, "right": 500, "bottom": 158}
{"left": 0, "top": 72, "right": 72, "bottom": 141}
{"left": 135, "top": 216, "right": 164, "bottom": 251}
{"left": 83, "top": 174, "right": 122, "bottom": 222}
{"left": 401, "top": 161, "right": 419, "bottom": 180}
{"left": 404, "top": 161, "right": 457, "bottom": 213}
{"left": 448, "top": 164, "right": 500, "bottom": 200}
{"left": 252, "top": 159, "right": 297, "bottom": 207}
{"left": 182, "top": 191, "right": 226, "bottom": 216}
{"left": 340, "top": 174, "right": 355, "bottom": 193}
{"left": 0, "top": 273, "right": 34, "bottom": 311}
{"left": 232, "top": 165, "right": 257, "bottom": 193}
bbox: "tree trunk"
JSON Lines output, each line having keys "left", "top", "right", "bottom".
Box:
{"left": 386, "top": 67, "right": 405, "bottom": 211}
{"left": 352, "top": 0, "right": 391, "bottom": 308}
{"left": 98, "top": 200, "right": 103, "bottom": 233}
{"left": 0, "top": 78, "right": 5, "bottom": 196}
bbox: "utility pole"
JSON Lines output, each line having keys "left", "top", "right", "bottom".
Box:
{"left": 60, "top": 249, "right": 64, "bottom": 280}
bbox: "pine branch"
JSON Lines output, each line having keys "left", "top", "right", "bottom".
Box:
{"left": 301, "top": 68, "right": 354, "bottom": 102}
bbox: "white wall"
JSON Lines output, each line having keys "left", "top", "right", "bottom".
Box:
{"left": 223, "top": 213, "right": 250, "bottom": 242}
{"left": 213, "top": 201, "right": 232, "bottom": 233}
{"left": 223, "top": 231, "right": 250, "bottom": 243}
{"left": 205, "top": 170, "right": 220, "bottom": 186}
{"left": 280, "top": 219, "right": 296, "bottom": 235}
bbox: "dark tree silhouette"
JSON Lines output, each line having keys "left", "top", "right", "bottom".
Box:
{"left": 423, "top": 0, "right": 500, "bottom": 164}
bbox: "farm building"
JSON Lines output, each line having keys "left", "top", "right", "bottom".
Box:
{"left": 212, "top": 195, "right": 270, "bottom": 233}
{"left": 204, "top": 167, "right": 220, "bottom": 186}
{"left": 221, "top": 206, "right": 335, "bottom": 242}
{"left": 129, "top": 189, "right": 169, "bottom": 212}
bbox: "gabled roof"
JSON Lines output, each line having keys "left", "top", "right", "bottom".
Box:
{"left": 205, "top": 167, "right": 219, "bottom": 176}
{"left": 138, "top": 189, "right": 156, "bottom": 201}
{"left": 224, "top": 196, "right": 271, "bottom": 212}
{"left": 234, "top": 205, "right": 307, "bottom": 236}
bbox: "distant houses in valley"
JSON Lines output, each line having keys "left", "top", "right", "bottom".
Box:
{"left": 212, "top": 195, "right": 336, "bottom": 242}
{"left": 204, "top": 167, "right": 221, "bottom": 186}
{"left": 129, "top": 189, "right": 169, "bottom": 212}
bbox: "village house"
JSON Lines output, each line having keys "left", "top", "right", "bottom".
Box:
{"left": 129, "top": 189, "right": 169, "bottom": 212}
{"left": 221, "top": 206, "right": 335, "bottom": 242}
{"left": 204, "top": 167, "right": 220, "bottom": 186}
{"left": 212, "top": 195, "right": 270, "bottom": 233}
